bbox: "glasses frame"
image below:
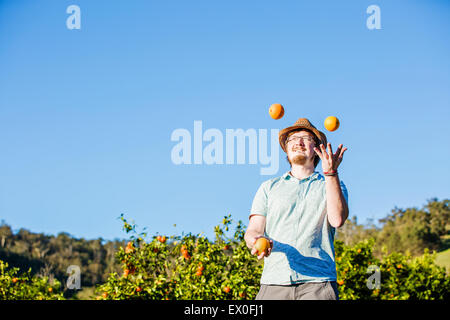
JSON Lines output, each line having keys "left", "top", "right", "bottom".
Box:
{"left": 285, "top": 135, "right": 315, "bottom": 145}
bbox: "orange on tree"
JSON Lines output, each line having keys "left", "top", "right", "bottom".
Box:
{"left": 158, "top": 236, "right": 167, "bottom": 243}
{"left": 102, "top": 292, "right": 108, "bottom": 298}
{"left": 136, "top": 286, "right": 142, "bottom": 293}
{"left": 12, "top": 277, "right": 18, "bottom": 284}
{"left": 253, "top": 237, "right": 270, "bottom": 256}
{"left": 125, "top": 241, "right": 134, "bottom": 253}
{"left": 324, "top": 116, "right": 340, "bottom": 132}
{"left": 181, "top": 245, "right": 190, "bottom": 259}
{"left": 195, "top": 270, "right": 203, "bottom": 276}
{"left": 48, "top": 287, "right": 53, "bottom": 293}
{"left": 182, "top": 251, "right": 191, "bottom": 259}
{"left": 223, "top": 286, "right": 231, "bottom": 293}
{"left": 269, "top": 103, "right": 284, "bottom": 120}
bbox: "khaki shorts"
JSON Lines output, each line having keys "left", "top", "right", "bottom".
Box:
{"left": 255, "top": 281, "right": 339, "bottom": 300}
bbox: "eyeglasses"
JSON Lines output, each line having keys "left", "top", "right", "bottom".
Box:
{"left": 286, "top": 136, "right": 315, "bottom": 144}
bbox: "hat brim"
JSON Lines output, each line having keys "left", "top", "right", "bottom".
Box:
{"left": 279, "top": 125, "right": 327, "bottom": 153}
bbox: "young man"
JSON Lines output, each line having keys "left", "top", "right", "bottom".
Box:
{"left": 244, "top": 118, "right": 349, "bottom": 300}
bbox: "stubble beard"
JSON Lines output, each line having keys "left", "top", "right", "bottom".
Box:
{"left": 290, "top": 154, "right": 307, "bottom": 165}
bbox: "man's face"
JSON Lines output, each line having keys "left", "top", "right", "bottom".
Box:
{"left": 285, "top": 130, "right": 317, "bottom": 166}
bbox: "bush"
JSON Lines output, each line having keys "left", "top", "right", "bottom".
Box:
{"left": 95, "top": 215, "right": 450, "bottom": 300}
{"left": 95, "top": 214, "right": 262, "bottom": 300}
{"left": 335, "top": 239, "right": 450, "bottom": 300}
{"left": 0, "top": 260, "right": 64, "bottom": 300}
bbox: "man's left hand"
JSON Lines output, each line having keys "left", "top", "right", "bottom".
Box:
{"left": 314, "top": 143, "right": 347, "bottom": 173}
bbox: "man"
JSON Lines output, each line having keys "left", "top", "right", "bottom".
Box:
{"left": 244, "top": 118, "right": 349, "bottom": 300}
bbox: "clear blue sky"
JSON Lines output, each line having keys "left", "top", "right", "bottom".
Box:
{"left": 0, "top": 0, "right": 449, "bottom": 242}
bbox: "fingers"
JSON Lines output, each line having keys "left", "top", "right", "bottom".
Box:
{"left": 319, "top": 144, "right": 329, "bottom": 160}
{"left": 313, "top": 146, "right": 323, "bottom": 160}
{"left": 334, "top": 144, "right": 342, "bottom": 157}
{"left": 327, "top": 142, "right": 333, "bottom": 156}
{"left": 338, "top": 147, "right": 347, "bottom": 163}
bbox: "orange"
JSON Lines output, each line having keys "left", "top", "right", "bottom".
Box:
{"left": 102, "top": 292, "right": 108, "bottom": 298}
{"left": 125, "top": 241, "right": 134, "bottom": 253}
{"left": 158, "top": 235, "right": 167, "bottom": 243}
{"left": 223, "top": 286, "right": 231, "bottom": 293}
{"left": 48, "top": 287, "right": 53, "bottom": 293}
{"left": 269, "top": 103, "right": 284, "bottom": 120}
{"left": 181, "top": 249, "right": 190, "bottom": 260}
{"left": 136, "top": 287, "right": 142, "bottom": 293}
{"left": 195, "top": 270, "right": 203, "bottom": 276}
{"left": 324, "top": 116, "right": 339, "bottom": 132}
{"left": 253, "top": 237, "right": 270, "bottom": 256}
{"left": 12, "top": 277, "right": 18, "bottom": 284}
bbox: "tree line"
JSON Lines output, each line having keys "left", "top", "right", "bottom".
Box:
{"left": 336, "top": 198, "right": 449, "bottom": 257}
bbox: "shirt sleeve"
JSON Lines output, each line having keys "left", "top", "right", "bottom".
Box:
{"left": 340, "top": 180, "right": 349, "bottom": 205}
{"left": 249, "top": 182, "right": 268, "bottom": 218}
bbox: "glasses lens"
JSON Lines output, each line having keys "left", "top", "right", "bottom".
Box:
{"left": 288, "top": 136, "right": 313, "bottom": 143}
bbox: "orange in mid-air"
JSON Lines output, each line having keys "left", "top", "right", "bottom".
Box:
{"left": 269, "top": 103, "right": 284, "bottom": 120}
{"left": 324, "top": 116, "right": 340, "bottom": 132}
{"left": 253, "top": 237, "right": 270, "bottom": 256}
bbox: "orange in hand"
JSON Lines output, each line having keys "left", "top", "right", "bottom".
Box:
{"left": 269, "top": 103, "right": 284, "bottom": 120}
{"left": 324, "top": 116, "right": 340, "bottom": 132}
{"left": 254, "top": 237, "right": 270, "bottom": 256}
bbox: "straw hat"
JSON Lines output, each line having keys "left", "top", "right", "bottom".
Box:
{"left": 279, "top": 118, "right": 328, "bottom": 153}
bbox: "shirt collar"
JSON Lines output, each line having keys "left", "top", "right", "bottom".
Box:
{"left": 283, "top": 171, "right": 320, "bottom": 183}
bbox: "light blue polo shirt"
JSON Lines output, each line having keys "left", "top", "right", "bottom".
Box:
{"left": 250, "top": 171, "right": 348, "bottom": 285}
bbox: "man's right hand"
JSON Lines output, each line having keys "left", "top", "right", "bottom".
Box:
{"left": 250, "top": 236, "right": 273, "bottom": 260}
{"left": 244, "top": 215, "right": 273, "bottom": 260}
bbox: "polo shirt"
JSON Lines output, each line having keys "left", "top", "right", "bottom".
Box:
{"left": 250, "top": 171, "right": 349, "bottom": 285}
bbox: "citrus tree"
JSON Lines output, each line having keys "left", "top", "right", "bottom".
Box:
{"left": 0, "top": 260, "right": 64, "bottom": 300}
{"left": 335, "top": 239, "right": 450, "bottom": 300}
{"left": 95, "top": 214, "right": 262, "bottom": 300}
{"left": 95, "top": 215, "right": 450, "bottom": 300}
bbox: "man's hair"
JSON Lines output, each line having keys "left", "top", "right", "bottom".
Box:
{"left": 285, "top": 129, "right": 321, "bottom": 168}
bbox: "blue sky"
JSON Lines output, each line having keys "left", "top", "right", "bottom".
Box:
{"left": 0, "top": 0, "right": 449, "bottom": 242}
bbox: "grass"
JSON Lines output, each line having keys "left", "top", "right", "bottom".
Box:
{"left": 435, "top": 248, "right": 450, "bottom": 275}
{"left": 71, "top": 286, "right": 96, "bottom": 300}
